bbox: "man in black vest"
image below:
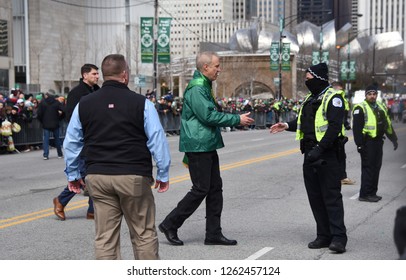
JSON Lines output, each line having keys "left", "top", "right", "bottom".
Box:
{"left": 63, "top": 54, "right": 171, "bottom": 259}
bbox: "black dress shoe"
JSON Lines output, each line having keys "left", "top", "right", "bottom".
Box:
{"left": 204, "top": 234, "right": 237, "bottom": 245}
{"left": 358, "top": 195, "right": 380, "bottom": 202}
{"left": 308, "top": 239, "right": 330, "bottom": 249}
{"left": 158, "top": 223, "right": 184, "bottom": 246}
{"left": 329, "top": 241, "right": 346, "bottom": 253}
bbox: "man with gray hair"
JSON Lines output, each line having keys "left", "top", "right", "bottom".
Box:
{"left": 159, "top": 51, "right": 254, "bottom": 246}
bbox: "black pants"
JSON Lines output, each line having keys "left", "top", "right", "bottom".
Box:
{"left": 359, "top": 138, "right": 383, "bottom": 197}
{"left": 303, "top": 148, "right": 347, "bottom": 245}
{"left": 162, "top": 151, "right": 223, "bottom": 237}
{"left": 338, "top": 144, "right": 347, "bottom": 180}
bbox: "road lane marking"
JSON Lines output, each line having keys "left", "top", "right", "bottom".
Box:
{"left": 245, "top": 247, "right": 274, "bottom": 260}
{"left": 350, "top": 193, "right": 359, "bottom": 200}
{"left": 1, "top": 148, "right": 300, "bottom": 230}
{"left": 250, "top": 138, "right": 264, "bottom": 142}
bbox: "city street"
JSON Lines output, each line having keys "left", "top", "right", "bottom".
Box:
{"left": 0, "top": 124, "right": 405, "bottom": 260}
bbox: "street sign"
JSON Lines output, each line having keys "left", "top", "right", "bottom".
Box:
{"left": 134, "top": 75, "right": 146, "bottom": 88}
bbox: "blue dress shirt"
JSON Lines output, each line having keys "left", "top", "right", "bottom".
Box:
{"left": 64, "top": 99, "right": 171, "bottom": 182}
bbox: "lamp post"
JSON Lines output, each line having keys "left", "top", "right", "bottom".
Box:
{"left": 277, "top": 10, "right": 331, "bottom": 100}
{"left": 335, "top": 13, "right": 363, "bottom": 81}
{"left": 345, "top": 27, "right": 383, "bottom": 92}
{"left": 153, "top": 0, "right": 158, "bottom": 93}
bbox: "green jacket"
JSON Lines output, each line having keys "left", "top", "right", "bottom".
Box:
{"left": 179, "top": 70, "right": 241, "bottom": 152}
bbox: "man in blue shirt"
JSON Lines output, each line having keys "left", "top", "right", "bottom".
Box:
{"left": 64, "top": 54, "right": 170, "bottom": 260}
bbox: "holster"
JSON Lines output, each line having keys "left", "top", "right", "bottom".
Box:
{"left": 336, "top": 136, "right": 348, "bottom": 161}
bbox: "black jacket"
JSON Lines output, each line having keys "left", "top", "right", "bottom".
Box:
{"left": 37, "top": 96, "right": 65, "bottom": 130}
{"left": 66, "top": 79, "right": 100, "bottom": 122}
{"left": 287, "top": 87, "right": 344, "bottom": 150}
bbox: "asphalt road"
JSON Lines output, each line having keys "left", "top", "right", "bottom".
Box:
{"left": 0, "top": 124, "right": 405, "bottom": 261}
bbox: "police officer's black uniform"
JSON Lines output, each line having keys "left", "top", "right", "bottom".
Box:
{"left": 352, "top": 86, "right": 398, "bottom": 202}
{"left": 286, "top": 63, "right": 347, "bottom": 253}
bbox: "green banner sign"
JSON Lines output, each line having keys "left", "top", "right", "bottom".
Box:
{"left": 281, "top": 43, "right": 290, "bottom": 71}
{"left": 141, "top": 17, "right": 154, "bottom": 63}
{"left": 321, "top": 51, "right": 329, "bottom": 64}
{"left": 349, "top": 61, "right": 356, "bottom": 81}
{"left": 157, "top": 17, "right": 172, "bottom": 64}
{"left": 312, "top": 51, "right": 320, "bottom": 65}
{"left": 270, "top": 42, "right": 279, "bottom": 71}
{"left": 340, "top": 61, "right": 348, "bottom": 81}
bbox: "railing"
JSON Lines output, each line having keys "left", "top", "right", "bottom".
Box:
{"left": 8, "top": 111, "right": 297, "bottom": 147}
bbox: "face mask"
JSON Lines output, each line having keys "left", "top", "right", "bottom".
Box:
{"left": 305, "top": 78, "right": 328, "bottom": 95}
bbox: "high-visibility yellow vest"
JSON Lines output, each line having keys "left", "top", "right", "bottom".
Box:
{"left": 353, "top": 100, "right": 393, "bottom": 138}
{"left": 337, "top": 89, "right": 349, "bottom": 136}
{"left": 296, "top": 88, "right": 343, "bottom": 141}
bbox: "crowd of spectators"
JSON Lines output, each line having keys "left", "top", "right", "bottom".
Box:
{"left": 145, "top": 89, "right": 300, "bottom": 132}
{"left": 1, "top": 87, "right": 300, "bottom": 153}
{"left": 1, "top": 89, "right": 58, "bottom": 153}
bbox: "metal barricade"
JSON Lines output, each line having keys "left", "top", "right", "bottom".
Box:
{"left": 252, "top": 111, "right": 267, "bottom": 128}
{"left": 10, "top": 110, "right": 280, "bottom": 149}
{"left": 13, "top": 118, "right": 68, "bottom": 146}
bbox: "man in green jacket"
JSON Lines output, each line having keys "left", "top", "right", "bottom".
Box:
{"left": 159, "top": 51, "right": 254, "bottom": 246}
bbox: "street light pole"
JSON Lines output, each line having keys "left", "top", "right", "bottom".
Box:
{"left": 153, "top": 0, "right": 158, "bottom": 93}
{"left": 346, "top": 27, "right": 383, "bottom": 91}
{"left": 276, "top": 10, "right": 332, "bottom": 100}
{"left": 278, "top": 17, "right": 284, "bottom": 101}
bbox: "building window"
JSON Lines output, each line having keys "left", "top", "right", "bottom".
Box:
{"left": 0, "top": 20, "right": 8, "bottom": 56}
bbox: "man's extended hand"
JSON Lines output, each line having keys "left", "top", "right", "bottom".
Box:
{"left": 270, "top": 122, "right": 288, "bottom": 133}
{"left": 68, "top": 178, "right": 85, "bottom": 194}
{"left": 154, "top": 180, "right": 169, "bottom": 193}
{"left": 239, "top": 112, "right": 254, "bottom": 126}
{"left": 393, "top": 141, "right": 398, "bottom": 151}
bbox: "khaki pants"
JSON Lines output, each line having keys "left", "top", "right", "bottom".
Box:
{"left": 86, "top": 174, "right": 159, "bottom": 260}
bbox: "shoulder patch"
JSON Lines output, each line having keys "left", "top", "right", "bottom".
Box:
{"left": 353, "top": 109, "right": 360, "bottom": 115}
{"left": 332, "top": 97, "right": 343, "bottom": 108}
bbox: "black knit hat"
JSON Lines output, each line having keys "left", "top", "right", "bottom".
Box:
{"left": 365, "top": 84, "right": 378, "bottom": 95}
{"left": 307, "top": 63, "right": 329, "bottom": 81}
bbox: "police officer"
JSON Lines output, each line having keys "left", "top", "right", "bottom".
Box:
{"left": 271, "top": 63, "right": 347, "bottom": 253}
{"left": 331, "top": 81, "right": 356, "bottom": 185}
{"left": 352, "top": 85, "right": 398, "bottom": 202}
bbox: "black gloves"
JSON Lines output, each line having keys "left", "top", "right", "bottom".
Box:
{"left": 393, "top": 141, "right": 398, "bottom": 151}
{"left": 307, "top": 145, "right": 323, "bottom": 163}
{"left": 357, "top": 146, "right": 364, "bottom": 154}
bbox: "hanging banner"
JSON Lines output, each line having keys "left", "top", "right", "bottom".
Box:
{"left": 270, "top": 42, "right": 279, "bottom": 71}
{"left": 321, "top": 51, "right": 329, "bottom": 64}
{"left": 349, "top": 60, "right": 356, "bottom": 80}
{"left": 157, "top": 17, "right": 172, "bottom": 64}
{"left": 140, "top": 17, "right": 154, "bottom": 63}
{"left": 312, "top": 51, "right": 320, "bottom": 65}
{"left": 281, "top": 43, "right": 290, "bottom": 71}
{"left": 340, "top": 61, "right": 348, "bottom": 81}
